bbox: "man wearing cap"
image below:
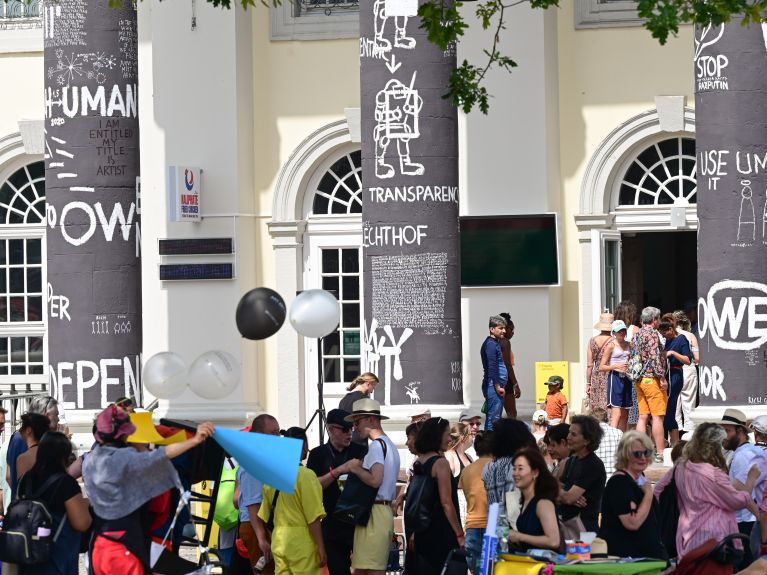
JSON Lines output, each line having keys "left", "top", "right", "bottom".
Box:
{"left": 410, "top": 408, "right": 431, "bottom": 423}
{"left": 344, "top": 399, "right": 400, "bottom": 575}
{"left": 480, "top": 315, "right": 508, "bottom": 431}
{"left": 460, "top": 412, "right": 482, "bottom": 460}
{"left": 306, "top": 409, "right": 367, "bottom": 575}
{"left": 722, "top": 408, "right": 764, "bottom": 567}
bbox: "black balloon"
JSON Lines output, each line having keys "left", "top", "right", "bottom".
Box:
{"left": 236, "top": 288, "right": 286, "bottom": 340}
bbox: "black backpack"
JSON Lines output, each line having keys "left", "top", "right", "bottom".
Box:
{"left": 0, "top": 473, "right": 67, "bottom": 565}
{"left": 403, "top": 456, "right": 439, "bottom": 533}
{"left": 657, "top": 467, "right": 679, "bottom": 558}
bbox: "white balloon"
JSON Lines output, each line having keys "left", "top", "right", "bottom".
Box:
{"left": 188, "top": 350, "right": 241, "bottom": 400}
{"left": 289, "top": 289, "right": 341, "bottom": 338}
{"left": 143, "top": 352, "right": 188, "bottom": 399}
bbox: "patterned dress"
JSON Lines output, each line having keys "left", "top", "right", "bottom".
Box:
{"left": 587, "top": 335, "right": 611, "bottom": 412}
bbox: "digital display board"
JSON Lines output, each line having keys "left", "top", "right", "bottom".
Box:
{"left": 158, "top": 238, "right": 234, "bottom": 256}
{"left": 159, "top": 263, "right": 234, "bottom": 281}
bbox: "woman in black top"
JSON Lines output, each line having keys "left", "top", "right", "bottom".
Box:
{"left": 17, "top": 431, "right": 91, "bottom": 575}
{"left": 404, "top": 417, "right": 463, "bottom": 575}
{"left": 599, "top": 431, "right": 667, "bottom": 559}
{"left": 507, "top": 448, "right": 562, "bottom": 552}
{"left": 338, "top": 372, "right": 379, "bottom": 445}
{"left": 559, "top": 415, "right": 606, "bottom": 532}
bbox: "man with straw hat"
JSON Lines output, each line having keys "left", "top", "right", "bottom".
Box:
{"left": 344, "top": 399, "right": 400, "bottom": 575}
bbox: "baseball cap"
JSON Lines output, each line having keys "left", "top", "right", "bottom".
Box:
{"left": 459, "top": 412, "right": 482, "bottom": 422}
{"left": 611, "top": 320, "right": 628, "bottom": 333}
{"left": 326, "top": 408, "right": 353, "bottom": 430}
{"left": 752, "top": 415, "right": 767, "bottom": 435}
{"left": 547, "top": 375, "right": 564, "bottom": 385}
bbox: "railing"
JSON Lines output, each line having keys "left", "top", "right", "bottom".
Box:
{"left": 0, "top": 0, "right": 41, "bottom": 24}
{"left": 0, "top": 390, "right": 47, "bottom": 436}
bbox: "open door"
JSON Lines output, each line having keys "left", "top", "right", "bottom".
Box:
{"left": 592, "top": 229, "right": 622, "bottom": 315}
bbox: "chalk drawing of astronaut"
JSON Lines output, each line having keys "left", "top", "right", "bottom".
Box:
{"left": 374, "top": 73, "right": 424, "bottom": 179}
{"left": 374, "top": 0, "right": 416, "bottom": 53}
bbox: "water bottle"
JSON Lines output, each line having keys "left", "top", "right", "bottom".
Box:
{"left": 497, "top": 525, "right": 509, "bottom": 553}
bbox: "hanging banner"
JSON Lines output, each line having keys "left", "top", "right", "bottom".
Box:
{"left": 695, "top": 20, "right": 767, "bottom": 406}
{"left": 44, "top": 0, "right": 142, "bottom": 410}
{"left": 360, "top": 0, "right": 462, "bottom": 405}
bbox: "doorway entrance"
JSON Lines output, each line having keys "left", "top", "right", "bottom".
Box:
{"left": 621, "top": 231, "right": 697, "bottom": 314}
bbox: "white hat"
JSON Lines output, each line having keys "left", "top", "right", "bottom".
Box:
{"left": 752, "top": 415, "right": 767, "bottom": 435}
{"left": 532, "top": 409, "right": 549, "bottom": 424}
{"left": 611, "top": 320, "right": 628, "bottom": 333}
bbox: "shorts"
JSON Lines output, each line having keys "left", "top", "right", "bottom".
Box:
{"left": 607, "top": 371, "right": 632, "bottom": 408}
{"left": 635, "top": 377, "right": 667, "bottom": 416}
{"left": 352, "top": 503, "right": 394, "bottom": 570}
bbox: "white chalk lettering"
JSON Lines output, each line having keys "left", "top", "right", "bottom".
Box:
{"left": 699, "top": 365, "right": 726, "bottom": 401}
{"left": 48, "top": 201, "right": 137, "bottom": 247}
{"left": 45, "top": 85, "right": 138, "bottom": 119}
{"left": 699, "top": 150, "right": 729, "bottom": 177}
{"left": 364, "top": 224, "right": 428, "bottom": 247}
{"left": 698, "top": 280, "right": 767, "bottom": 350}
{"left": 50, "top": 355, "right": 141, "bottom": 409}
{"left": 47, "top": 283, "right": 71, "bottom": 321}
{"left": 367, "top": 185, "right": 459, "bottom": 203}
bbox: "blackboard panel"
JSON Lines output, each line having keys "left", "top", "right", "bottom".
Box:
{"left": 159, "top": 238, "right": 234, "bottom": 256}
{"left": 160, "top": 264, "right": 234, "bottom": 281}
{"left": 460, "top": 215, "right": 559, "bottom": 287}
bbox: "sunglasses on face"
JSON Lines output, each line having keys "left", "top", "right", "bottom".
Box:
{"left": 631, "top": 449, "right": 652, "bottom": 459}
{"left": 329, "top": 424, "right": 352, "bottom": 433}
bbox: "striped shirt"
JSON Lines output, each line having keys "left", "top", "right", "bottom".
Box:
{"left": 595, "top": 422, "right": 622, "bottom": 478}
{"left": 655, "top": 461, "right": 751, "bottom": 558}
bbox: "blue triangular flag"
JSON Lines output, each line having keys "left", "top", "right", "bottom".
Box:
{"left": 213, "top": 427, "right": 302, "bottom": 494}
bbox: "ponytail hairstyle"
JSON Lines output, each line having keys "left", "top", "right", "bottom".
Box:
{"left": 346, "top": 372, "right": 379, "bottom": 392}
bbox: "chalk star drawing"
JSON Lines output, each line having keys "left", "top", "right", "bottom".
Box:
{"left": 53, "top": 51, "right": 117, "bottom": 86}
{"left": 373, "top": 73, "right": 424, "bottom": 179}
{"left": 404, "top": 382, "right": 420, "bottom": 404}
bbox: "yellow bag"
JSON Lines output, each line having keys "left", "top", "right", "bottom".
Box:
{"left": 494, "top": 554, "right": 547, "bottom": 575}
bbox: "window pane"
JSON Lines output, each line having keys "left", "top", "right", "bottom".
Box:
{"left": 29, "top": 365, "right": 43, "bottom": 375}
{"left": 343, "top": 358, "right": 361, "bottom": 383}
{"left": 9, "top": 297, "right": 24, "bottom": 321}
{"left": 8, "top": 240, "right": 23, "bottom": 265}
{"left": 28, "top": 337, "right": 43, "bottom": 363}
{"left": 323, "top": 331, "right": 340, "bottom": 356}
{"left": 0, "top": 337, "right": 6, "bottom": 359}
{"left": 10, "top": 366, "right": 24, "bottom": 375}
{"left": 342, "top": 276, "right": 359, "bottom": 301}
{"left": 27, "top": 296, "right": 42, "bottom": 322}
{"left": 0, "top": 240, "right": 6, "bottom": 265}
{"left": 342, "top": 249, "right": 359, "bottom": 273}
{"left": 343, "top": 331, "right": 360, "bottom": 355}
{"left": 10, "top": 336, "right": 24, "bottom": 359}
{"left": 322, "top": 276, "right": 339, "bottom": 295}
{"left": 323, "top": 358, "right": 340, "bottom": 382}
{"left": 9, "top": 269, "right": 23, "bottom": 293}
{"left": 0, "top": 366, "right": 8, "bottom": 375}
{"left": 322, "top": 249, "right": 339, "bottom": 274}
{"left": 0, "top": 299, "right": 7, "bottom": 322}
{"left": 0, "top": 270, "right": 6, "bottom": 294}
{"left": 27, "top": 268, "right": 41, "bottom": 294}
{"left": 342, "top": 303, "right": 359, "bottom": 328}
{"left": 26, "top": 240, "right": 41, "bottom": 265}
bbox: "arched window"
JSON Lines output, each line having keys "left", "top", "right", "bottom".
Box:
{"left": 618, "top": 137, "right": 697, "bottom": 206}
{"left": 311, "top": 150, "right": 362, "bottom": 215}
{"left": 0, "top": 161, "right": 46, "bottom": 386}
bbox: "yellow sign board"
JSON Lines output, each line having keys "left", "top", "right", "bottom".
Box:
{"left": 535, "top": 361, "right": 569, "bottom": 404}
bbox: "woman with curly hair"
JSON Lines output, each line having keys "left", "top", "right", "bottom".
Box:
{"left": 654, "top": 422, "right": 760, "bottom": 559}
{"left": 507, "top": 447, "right": 563, "bottom": 552}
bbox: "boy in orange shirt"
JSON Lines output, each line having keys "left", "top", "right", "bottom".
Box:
{"left": 544, "top": 375, "right": 568, "bottom": 424}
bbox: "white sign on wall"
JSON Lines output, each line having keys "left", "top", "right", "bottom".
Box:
{"left": 167, "top": 166, "right": 202, "bottom": 222}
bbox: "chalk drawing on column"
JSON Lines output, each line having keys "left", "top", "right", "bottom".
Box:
{"left": 737, "top": 180, "right": 755, "bottom": 243}
{"left": 762, "top": 23, "right": 767, "bottom": 52}
{"left": 44, "top": 130, "right": 94, "bottom": 193}
{"left": 404, "top": 382, "right": 421, "bottom": 403}
{"left": 374, "top": 73, "right": 424, "bottom": 179}
{"left": 363, "top": 319, "right": 413, "bottom": 405}
{"left": 373, "top": 0, "right": 417, "bottom": 53}
{"left": 694, "top": 22, "right": 724, "bottom": 61}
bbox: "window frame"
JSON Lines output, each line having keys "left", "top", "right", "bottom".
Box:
{"left": 574, "top": 0, "right": 644, "bottom": 29}
{"left": 270, "top": 0, "right": 359, "bottom": 41}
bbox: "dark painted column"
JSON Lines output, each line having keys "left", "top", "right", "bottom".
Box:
{"left": 695, "top": 20, "right": 767, "bottom": 406}
{"left": 360, "top": 0, "right": 462, "bottom": 406}
{"left": 43, "top": 0, "right": 142, "bottom": 411}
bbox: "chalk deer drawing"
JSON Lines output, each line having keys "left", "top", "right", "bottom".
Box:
{"left": 404, "top": 382, "right": 420, "bottom": 404}
{"left": 373, "top": 73, "right": 424, "bottom": 179}
{"left": 694, "top": 23, "right": 724, "bottom": 61}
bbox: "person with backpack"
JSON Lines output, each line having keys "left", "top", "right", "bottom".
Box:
{"left": 82, "top": 405, "right": 214, "bottom": 575}
{"left": 654, "top": 423, "right": 760, "bottom": 560}
{"left": 14, "top": 413, "right": 51, "bottom": 487}
{"left": 404, "top": 417, "right": 463, "bottom": 575}
{"left": 12, "top": 431, "right": 91, "bottom": 575}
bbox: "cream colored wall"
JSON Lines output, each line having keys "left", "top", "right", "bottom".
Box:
{"left": 0, "top": 53, "right": 42, "bottom": 138}
{"left": 250, "top": 10, "right": 359, "bottom": 415}
{"left": 557, "top": 3, "right": 694, "bottom": 410}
